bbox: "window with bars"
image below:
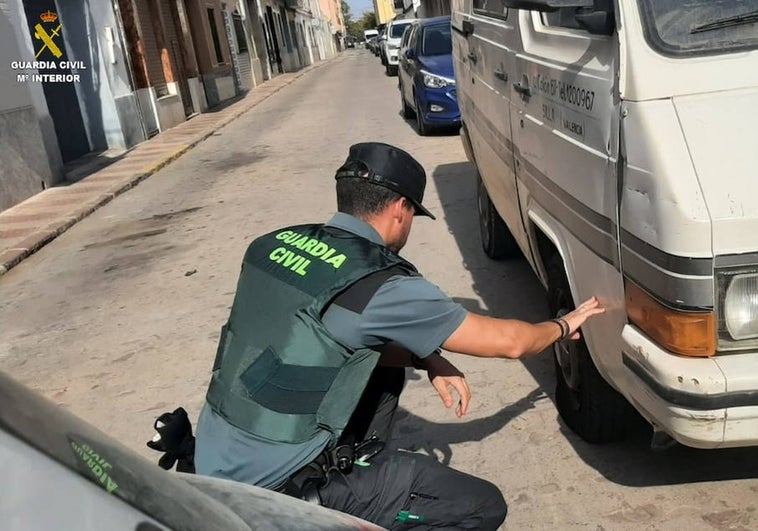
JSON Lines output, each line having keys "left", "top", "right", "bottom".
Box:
{"left": 207, "top": 7, "right": 224, "bottom": 63}
{"left": 233, "top": 13, "right": 248, "bottom": 53}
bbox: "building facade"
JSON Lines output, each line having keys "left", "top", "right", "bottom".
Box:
{"left": 1, "top": 0, "right": 335, "bottom": 212}
{"left": 373, "top": 0, "right": 395, "bottom": 25}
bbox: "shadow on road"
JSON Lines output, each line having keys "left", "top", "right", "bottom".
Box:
{"left": 392, "top": 387, "right": 550, "bottom": 466}
{"left": 428, "top": 159, "right": 758, "bottom": 487}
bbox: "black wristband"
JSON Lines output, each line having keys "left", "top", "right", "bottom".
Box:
{"left": 550, "top": 318, "right": 570, "bottom": 341}
{"left": 410, "top": 354, "right": 426, "bottom": 370}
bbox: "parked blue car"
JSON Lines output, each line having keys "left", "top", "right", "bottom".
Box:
{"left": 398, "top": 16, "right": 460, "bottom": 135}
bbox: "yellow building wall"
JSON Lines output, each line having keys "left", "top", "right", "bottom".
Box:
{"left": 372, "top": 0, "right": 396, "bottom": 25}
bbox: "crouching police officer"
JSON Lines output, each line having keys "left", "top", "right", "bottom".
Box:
{"left": 194, "top": 142, "right": 604, "bottom": 529}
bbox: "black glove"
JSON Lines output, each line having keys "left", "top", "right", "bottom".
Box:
{"left": 146, "top": 407, "right": 196, "bottom": 473}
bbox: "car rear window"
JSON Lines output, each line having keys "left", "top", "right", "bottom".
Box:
{"left": 421, "top": 25, "right": 452, "bottom": 56}
{"left": 391, "top": 23, "right": 411, "bottom": 38}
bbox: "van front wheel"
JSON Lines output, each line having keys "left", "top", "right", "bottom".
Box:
{"left": 547, "top": 255, "right": 642, "bottom": 443}
{"left": 477, "top": 173, "right": 520, "bottom": 259}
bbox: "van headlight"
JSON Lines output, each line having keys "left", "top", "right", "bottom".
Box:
{"left": 717, "top": 266, "right": 758, "bottom": 349}
{"left": 421, "top": 70, "right": 454, "bottom": 88}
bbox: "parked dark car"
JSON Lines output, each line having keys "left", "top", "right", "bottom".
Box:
{"left": 366, "top": 36, "right": 378, "bottom": 53}
{"left": 398, "top": 16, "right": 460, "bottom": 135}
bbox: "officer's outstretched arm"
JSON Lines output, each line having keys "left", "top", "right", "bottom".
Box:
{"left": 443, "top": 296, "right": 605, "bottom": 359}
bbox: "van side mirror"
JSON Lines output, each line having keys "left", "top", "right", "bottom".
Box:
{"left": 502, "top": 0, "right": 614, "bottom": 36}
{"left": 405, "top": 48, "right": 415, "bottom": 59}
{"left": 575, "top": 10, "right": 614, "bottom": 35}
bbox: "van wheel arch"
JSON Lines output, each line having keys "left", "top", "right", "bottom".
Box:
{"left": 536, "top": 231, "right": 644, "bottom": 443}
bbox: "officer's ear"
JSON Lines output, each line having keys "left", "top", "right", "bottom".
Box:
{"left": 387, "top": 196, "right": 407, "bottom": 218}
{"left": 399, "top": 197, "right": 415, "bottom": 215}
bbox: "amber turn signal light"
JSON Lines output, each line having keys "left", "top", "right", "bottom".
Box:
{"left": 625, "top": 282, "right": 716, "bottom": 357}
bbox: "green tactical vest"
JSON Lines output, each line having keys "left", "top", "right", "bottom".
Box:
{"left": 206, "top": 223, "right": 416, "bottom": 447}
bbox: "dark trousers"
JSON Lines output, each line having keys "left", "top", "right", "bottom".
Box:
{"left": 319, "top": 367, "right": 507, "bottom": 530}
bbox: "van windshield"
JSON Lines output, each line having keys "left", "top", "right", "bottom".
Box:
{"left": 638, "top": 0, "right": 758, "bottom": 56}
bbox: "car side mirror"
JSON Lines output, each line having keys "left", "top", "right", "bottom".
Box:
{"left": 405, "top": 48, "right": 415, "bottom": 59}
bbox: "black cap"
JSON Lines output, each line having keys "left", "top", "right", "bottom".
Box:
{"left": 335, "top": 142, "right": 435, "bottom": 219}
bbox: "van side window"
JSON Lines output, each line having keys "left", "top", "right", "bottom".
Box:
{"left": 473, "top": 0, "right": 507, "bottom": 21}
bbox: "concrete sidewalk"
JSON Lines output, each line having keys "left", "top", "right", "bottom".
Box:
{"left": 0, "top": 62, "right": 327, "bottom": 276}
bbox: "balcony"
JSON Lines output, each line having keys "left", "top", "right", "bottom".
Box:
{"left": 285, "top": 0, "right": 307, "bottom": 10}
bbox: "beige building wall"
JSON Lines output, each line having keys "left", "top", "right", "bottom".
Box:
{"left": 373, "top": 0, "right": 395, "bottom": 25}
{"left": 318, "top": 0, "right": 343, "bottom": 35}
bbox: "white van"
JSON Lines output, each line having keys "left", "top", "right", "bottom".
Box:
{"left": 363, "top": 29, "right": 379, "bottom": 50}
{"left": 452, "top": 0, "right": 758, "bottom": 449}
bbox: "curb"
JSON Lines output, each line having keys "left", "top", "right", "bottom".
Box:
{"left": 0, "top": 60, "right": 330, "bottom": 277}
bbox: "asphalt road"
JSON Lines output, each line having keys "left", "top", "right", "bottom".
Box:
{"left": 2, "top": 49, "right": 757, "bottom": 530}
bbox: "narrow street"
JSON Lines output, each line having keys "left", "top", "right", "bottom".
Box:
{"left": 2, "top": 50, "right": 757, "bottom": 530}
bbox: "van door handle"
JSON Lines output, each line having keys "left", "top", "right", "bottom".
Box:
{"left": 513, "top": 81, "right": 531, "bottom": 97}
{"left": 462, "top": 20, "right": 475, "bottom": 36}
{"left": 467, "top": 51, "right": 478, "bottom": 64}
{"left": 494, "top": 69, "right": 507, "bottom": 82}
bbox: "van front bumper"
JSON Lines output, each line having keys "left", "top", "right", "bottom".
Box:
{"left": 621, "top": 325, "right": 758, "bottom": 448}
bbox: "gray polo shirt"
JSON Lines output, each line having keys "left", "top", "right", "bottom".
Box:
{"left": 195, "top": 213, "right": 467, "bottom": 489}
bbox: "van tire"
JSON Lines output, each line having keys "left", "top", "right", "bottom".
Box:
{"left": 547, "top": 254, "right": 641, "bottom": 443}
{"left": 477, "top": 173, "right": 520, "bottom": 259}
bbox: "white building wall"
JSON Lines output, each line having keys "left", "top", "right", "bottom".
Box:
{"left": 0, "top": 0, "right": 63, "bottom": 210}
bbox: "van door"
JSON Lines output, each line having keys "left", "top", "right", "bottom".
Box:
{"left": 453, "top": 1, "right": 530, "bottom": 254}
{"left": 509, "top": 7, "right": 622, "bottom": 369}
{"left": 510, "top": 5, "right": 620, "bottom": 268}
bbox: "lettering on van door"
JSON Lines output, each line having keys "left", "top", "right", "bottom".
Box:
{"left": 559, "top": 81, "right": 595, "bottom": 112}
{"left": 542, "top": 103, "right": 556, "bottom": 123}
{"left": 562, "top": 117, "right": 584, "bottom": 138}
{"left": 532, "top": 74, "right": 595, "bottom": 113}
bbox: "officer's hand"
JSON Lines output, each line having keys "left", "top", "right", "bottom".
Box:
{"left": 425, "top": 353, "right": 470, "bottom": 417}
{"left": 560, "top": 296, "right": 605, "bottom": 340}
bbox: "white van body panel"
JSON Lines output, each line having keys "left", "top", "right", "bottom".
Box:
{"left": 621, "top": 100, "right": 711, "bottom": 258}
{"left": 674, "top": 88, "right": 758, "bottom": 254}
{"left": 529, "top": 205, "right": 629, "bottom": 389}
{"left": 454, "top": 0, "right": 758, "bottom": 448}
